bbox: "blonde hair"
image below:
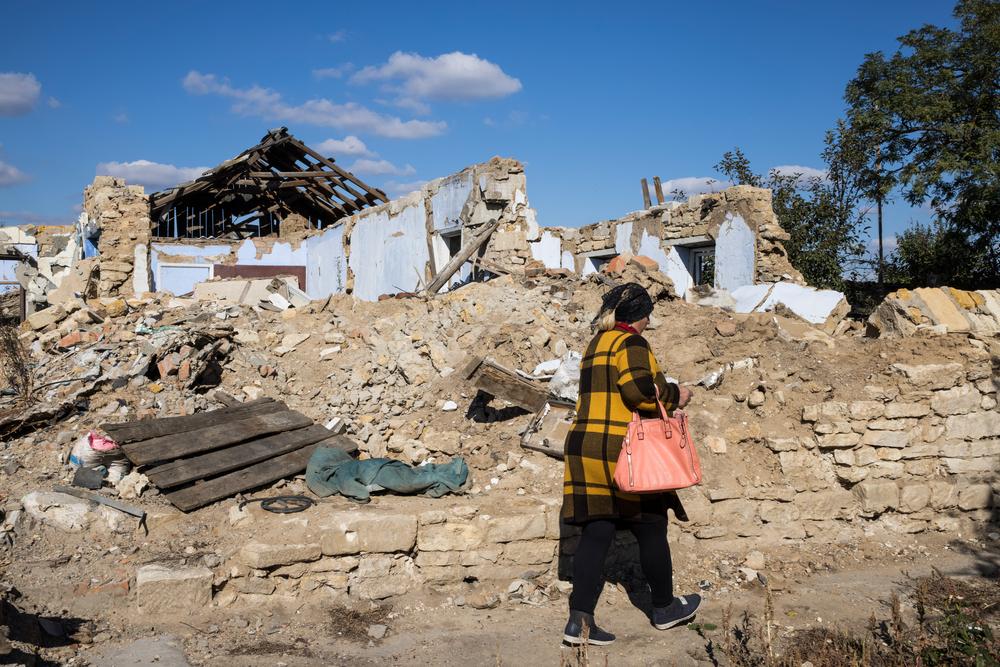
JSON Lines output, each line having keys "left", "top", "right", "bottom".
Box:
{"left": 595, "top": 310, "right": 617, "bottom": 332}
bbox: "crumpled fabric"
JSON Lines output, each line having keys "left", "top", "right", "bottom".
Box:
{"left": 306, "top": 447, "right": 469, "bottom": 502}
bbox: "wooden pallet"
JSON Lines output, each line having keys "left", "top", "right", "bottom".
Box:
{"left": 102, "top": 397, "right": 356, "bottom": 512}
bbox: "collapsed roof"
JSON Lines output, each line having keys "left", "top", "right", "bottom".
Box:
{"left": 148, "top": 127, "right": 389, "bottom": 239}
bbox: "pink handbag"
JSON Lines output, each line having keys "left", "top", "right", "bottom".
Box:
{"left": 613, "top": 388, "right": 702, "bottom": 493}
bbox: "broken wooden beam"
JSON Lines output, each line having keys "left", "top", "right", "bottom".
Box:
{"left": 653, "top": 176, "right": 665, "bottom": 205}
{"left": 641, "top": 178, "right": 652, "bottom": 209}
{"left": 424, "top": 217, "right": 502, "bottom": 295}
{"left": 464, "top": 356, "right": 549, "bottom": 412}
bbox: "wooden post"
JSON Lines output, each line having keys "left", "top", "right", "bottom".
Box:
{"left": 653, "top": 176, "right": 665, "bottom": 205}
{"left": 640, "top": 179, "right": 652, "bottom": 209}
{"left": 424, "top": 217, "right": 502, "bottom": 295}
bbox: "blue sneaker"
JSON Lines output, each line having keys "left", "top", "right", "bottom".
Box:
{"left": 651, "top": 594, "right": 701, "bottom": 630}
{"left": 563, "top": 610, "right": 616, "bottom": 646}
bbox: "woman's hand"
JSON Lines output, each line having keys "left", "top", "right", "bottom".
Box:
{"left": 678, "top": 385, "right": 693, "bottom": 408}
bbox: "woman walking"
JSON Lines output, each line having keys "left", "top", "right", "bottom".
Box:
{"left": 561, "top": 282, "right": 700, "bottom": 646}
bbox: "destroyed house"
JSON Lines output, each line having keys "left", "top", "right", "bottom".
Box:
{"left": 148, "top": 127, "right": 388, "bottom": 239}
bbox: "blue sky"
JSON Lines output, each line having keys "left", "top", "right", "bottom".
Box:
{"left": 0, "top": 0, "right": 956, "bottom": 256}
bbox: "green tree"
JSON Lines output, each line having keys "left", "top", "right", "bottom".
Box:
{"left": 714, "top": 137, "right": 870, "bottom": 290}
{"left": 842, "top": 0, "right": 1000, "bottom": 287}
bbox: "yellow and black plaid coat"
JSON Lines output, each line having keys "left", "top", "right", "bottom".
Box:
{"left": 561, "top": 329, "right": 687, "bottom": 525}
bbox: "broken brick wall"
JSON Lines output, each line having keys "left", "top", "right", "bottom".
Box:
{"left": 532, "top": 185, "right": 804, "bottom": 289}
{"left": 83, "top": 176, "right": 151, "bottom": 297}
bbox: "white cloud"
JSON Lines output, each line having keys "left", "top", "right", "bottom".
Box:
{"left": 47, "top": 96, "right": 60, "bottom": 109}
{"left": 96, "top": 160, "right": 209, "bottom": 191}
{"left": 772, "top": 164, "right": 827, "bottom": 186}
{"left": 0, "top": 72, "right": 41, "bottom": 116}
{"left": 348, "top": 158, "right": 416, "bottom": 177}
{"left": 315, "top": 135, "right": 373, "bottom": 157}
{"left": 352, "top": 51, "right": 521, "bottom": 105}
{"left": 661, "top": 176, "right": 732, "bottom": 197}
{"left": 313, "top": 63, "right": 354, "bottom": 79}
{"left": 113, "top": 112, "right": 129, "bottom": 124}
{"left": 328, "top": 29, "right": 347, "bottom": 43}
{"left": 0, "top": 159, "right": 29, "bottom": 187}
{"left": 183, "top": 70, "right": 445, "bottom": 139}
{"left": 382, "top": 179, "right": 428, "bottom": 197}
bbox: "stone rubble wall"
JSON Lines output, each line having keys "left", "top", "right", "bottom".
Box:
{"left": 544, "top": 185, "right": 803, "bottom": 285}
{"left": 83, "top": 176, "right": 151, "bottom": 297}
{"left": 175, "top": 357, "right": 999, "bottom": 609}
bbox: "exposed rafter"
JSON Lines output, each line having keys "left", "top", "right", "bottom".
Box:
{"left": 148, "top": 127, "right": 389, "bottom": 239}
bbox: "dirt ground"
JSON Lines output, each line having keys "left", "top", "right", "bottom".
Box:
{"left": 48, "top": 535, "right": 994, "bottom": 666}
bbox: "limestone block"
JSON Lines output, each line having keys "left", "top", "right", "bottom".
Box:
{"left": 868, "top": 461, "right": 905, "bottom": 478}
{"left": 943, "top": 456, "right": 996, "bottom": 474}
{"left": 929, "top": 481, "right": 958, "bottom": 509}
{"left": 795, "top": 490, "right": 855, "bottom": 520}
{"left": 233, "top": 578, "right": 276, "bottom": 595}
{"left": 891, "top": 363, "right": 965, "bottom": 390}
{"left": 945, "top": 412, "right": 1000, "bottom": 440}
{"left": 932, "top": 385, "right": 982, "bottom": 416}
{"left": 349, "top": 557, "right": 419, "bottom": 600}
{"left": 899, "top": 484, "right": 931, "bottom": 513}
{"left": 904, "top": 459, "right": 940, "bottom": 476}
{"left": 764, "top": 437, "right": 799, "bottom": 452}
{"left": 485, "top": 514, "right": 547, "bottom": 543}
{"left": 710, "top": 499, "right": 758, "bottom": 528}
{"left": 884, "top": 402, "right": 930, "bottom": 419}
{"left": 861, "top": 430, "right": 911, "bottom": 449}
{"left": 817, "top": 433, "right": 860, "bottom": 449}
{"left": 25, "top": 305, "right": 67, "bottom": 331}
{"left": 814, "top": 422, "right": 852, "bottom": 435}
{"left": 958, "top": 484, "right": 994, "bottom": 510}
{"left": 849, "top": 401, "right": 885, "bottom": 420}
{"left": 320, "top": 512, "right": 418, "bottom": 556}
{"left": 939, "top": 440, "right": 1000, "bottom": 458}
{"left": 21, "top": 491, "right": 93, "bottom": 532}
{"left": 912, "top": 287, "right": 972, "bottom": 331}
{"left": 866, "top": 418, "right": 914, "bottom": 431}
{"left": 864, "top": 385, "right": 899, "bottom": 401}
{"left": 758, "top": 501, "right": 800, "bottom": 523}
{"left": 853, "top": 480, "right": 899, "bottom": 514}
{"left": 239, "top": 542, "right": 321, "bottom": 569}
{"left": 675, "top": 487, "right": 712, "bottom": 525}
{"left": 136, "top": 565, "right": 213, "bottom": 613}
{"left": 417, "top": 520, "right": 486, "bottom": 551}
{"left": 501, "top": 540, "right": 556, "bottom": 565}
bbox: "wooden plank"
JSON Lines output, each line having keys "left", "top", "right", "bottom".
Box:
{"left": 641, "top": 178, "right": 652, "bottom": 209}
{"left": 100, "top": 398, "right": 282, "bottom": 444}
{"left": 473, "top": 360, "right": 549, "bottom": 412}
{"left": 122, "top": 410, "right": 313, "bottom": 466}
{"left": 163, "top": 439, "right": 341, "bottom": 512}
{"left": 653, "top": 176, "right": 665, "bottom": 205}
{"left": 145, "top": 424, "right": 343, "bottom": 489}
{"left": 424, "top": 217, "right": 502, "bottom": 295}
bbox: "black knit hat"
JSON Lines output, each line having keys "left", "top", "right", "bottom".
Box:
{"left": 592, "top": 282, "right": 654, "bottom": 327}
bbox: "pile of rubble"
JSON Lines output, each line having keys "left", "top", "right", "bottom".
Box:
{"left": 0, "top": 259, "right": 997, "bottom": 662}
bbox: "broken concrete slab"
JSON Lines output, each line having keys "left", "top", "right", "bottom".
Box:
{"left": 730, "top": 282, "right": 849, "bottom": 332}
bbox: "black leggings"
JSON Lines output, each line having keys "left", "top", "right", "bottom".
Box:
{"left": 569, "top": 514, "right": 673, "bottom": 614}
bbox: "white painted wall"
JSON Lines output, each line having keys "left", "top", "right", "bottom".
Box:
{"left": 663, "top": 246, "right": 693, "bottom": 294}
{"left": 530, "top": 231, "right": 563, "bottom": 269}
{"left": 306, "top": 225, "right": 347, "bottom": 298}
{"left": 614, "top": 221, "right": 633, "bottom": 254}
{"left": 714, "top": 213, "right": 755, "bottom": 291}
{"left": 235, "top": 239, "right": 306, "bottom": 265}
{"left": 349, "top": 204, "right": 431, "bottom": 301}
{"left": 431, "top": 172, "right": 473, "bottom": 232}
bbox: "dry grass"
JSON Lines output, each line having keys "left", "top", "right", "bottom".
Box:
{"left": 713, "top": 573, "right": 1000, "bottom": 667}
{"left": 0, "top": 324, "right": 32, "bottom": 402}
{"left": 327, "top": 602, "right": 391, "bottom": 643}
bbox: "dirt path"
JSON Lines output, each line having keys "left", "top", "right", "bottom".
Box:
{"left": 73, "top": 548, "right": 996, "bottom": 666}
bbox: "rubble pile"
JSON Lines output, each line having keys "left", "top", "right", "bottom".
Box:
{"left": 0, "top": 266, "right": 997, "bottom": 662}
